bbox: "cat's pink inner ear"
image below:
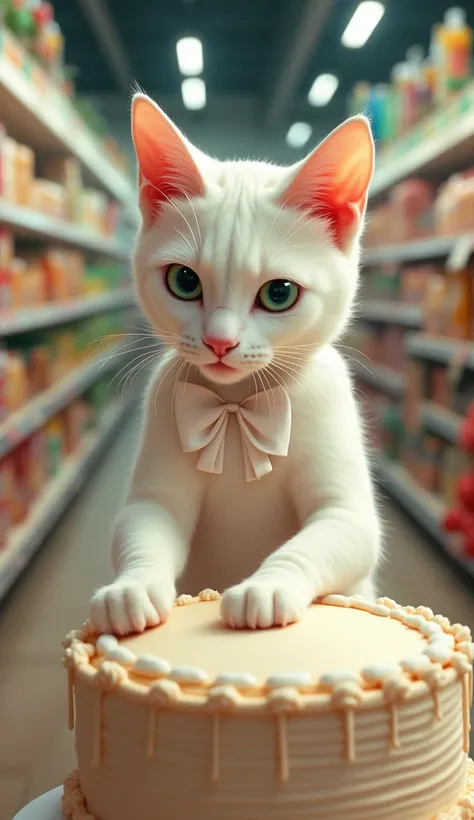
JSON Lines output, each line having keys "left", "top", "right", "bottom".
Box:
{"left": 131, "top": 94, "right": 203, "bottom": 221}
{"left": 280, "top": 117, "right": 374, "bottom": 249}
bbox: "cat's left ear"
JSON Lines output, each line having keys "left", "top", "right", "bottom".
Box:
{"left": 131, "top": 93, "right": 203, "bottom": 226}
{"left": 279, "top": 116, "right": 374, "bottom": 252}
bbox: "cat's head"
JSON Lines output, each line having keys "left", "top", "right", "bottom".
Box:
{"left": 131, "top": 94, "right": 374, "bottom": 385}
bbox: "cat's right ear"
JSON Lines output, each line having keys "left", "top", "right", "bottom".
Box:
{"left": 131, "top": 94, "right": 203, "bottom": 226}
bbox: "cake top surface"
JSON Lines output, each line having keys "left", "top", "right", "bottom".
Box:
{"left": 119, "top": 598, "right": 424, "bottom": 681}
{"left": 64, "top": 592, "right": 473, "bottom": 711}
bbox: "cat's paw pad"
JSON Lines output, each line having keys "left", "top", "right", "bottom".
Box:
{"left": 221, "top": 579, "right": 306, "bottom": 629}
{"left": 90, "top": 579, "right": 175, "bottom": 636}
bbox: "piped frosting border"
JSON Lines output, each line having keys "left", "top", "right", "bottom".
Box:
{"left": 63, "top": 591, "right": 473, "bottom": 716}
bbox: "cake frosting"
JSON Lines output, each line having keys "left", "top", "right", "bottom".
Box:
{"left": 63, "top": 592, "right": 474, "bottom": 820}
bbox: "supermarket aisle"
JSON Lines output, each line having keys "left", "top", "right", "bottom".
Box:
{"left": 1, "top": 425, "right": 474, "bottom": 818}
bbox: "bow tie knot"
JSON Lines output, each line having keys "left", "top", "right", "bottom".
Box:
{"left": 173, "top": 383, "right": 291, "bottom": 482}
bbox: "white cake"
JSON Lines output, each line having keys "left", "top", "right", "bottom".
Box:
{"left": 62, "top": 591, "right": 474, "bottom": 820}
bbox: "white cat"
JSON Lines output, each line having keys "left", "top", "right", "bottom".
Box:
{"left": 89, "top": 94, "right": 382, "bottom": 636}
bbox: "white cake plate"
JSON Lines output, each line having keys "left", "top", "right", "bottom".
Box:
{"left": 13, "top": 787, "right": 63, "bottom": 820}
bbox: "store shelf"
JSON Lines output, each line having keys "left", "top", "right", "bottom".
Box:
{"left": 420, "top": 401, "right": 462, "bottom": 444}
{"left": 0, "top": 44, "right": 134, "bottom": 211}
{"left": 370, "top": 85, "right": 474, "bottom": 200}
{"left": 0, "top": 342, "right": 130, "bottom": 460}
{"left": 357, "top": 300, "right": 423, "bottom": 328}
{"left": 375, "top": 455, "right": 474, "bottom": 580}
{"left": 0, "top": 200, "right": 130, "bottom": 259}
{"left": 0, "top": 395, "right": 135, "bottom": 604}
{"left": 351, "top": 360, "right": 406, "bottom": 397}
{"left": 374, "top": 456, "right": 449, "bottom": 546}
{"left": 0, "top": 290, "right": 135, "bottom": 336}
{"left": 363, "top": 235, "right": 466, "bottom": 265}
{"left": 406, "top": 334, "right": 474, "bottom": 368}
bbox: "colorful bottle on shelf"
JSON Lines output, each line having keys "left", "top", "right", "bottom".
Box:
{"left": 434, "top": 7, "right": 472, "bottom": 102}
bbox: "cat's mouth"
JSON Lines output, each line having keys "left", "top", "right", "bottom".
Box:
{"left": 200, "top": 361, "right": 245, "bottom": 384}
{"left": 202, "top": 362, "right": 239, "bottom": 376}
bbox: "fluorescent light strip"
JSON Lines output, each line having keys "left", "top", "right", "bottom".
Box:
{"left": 176, "top": 37, "right": 203, "bottom": 76}
{"left": 341, "top": 1, "right": 385, "bottom": 49}
{"left": 286, "top": 122, "right": 312, "bottom": 148}
{"left": 181, "top": 77, "right": 206, "bottom": 110}
{"left": 307, "top": 74, "right": 339, "bottom": 107}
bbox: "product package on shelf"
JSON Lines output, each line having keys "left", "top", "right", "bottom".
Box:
{"left": 349, "top": 7, "right": 473, "bottom": 147}
{"left": 0, "top": 7, "right": 130, "bottom": 175}
{"left": 0, "top": 364, "right": 132, "bottom": 550}
{"left": 0, "top": 230, "right": 129, "bottom": 311}
{"left": 0, "top": 309, "right": 130, "bottom": 423}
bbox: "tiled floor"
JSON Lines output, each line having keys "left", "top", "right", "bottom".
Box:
{"left": 1, "top": 425, "right": 474, "bottom": 819}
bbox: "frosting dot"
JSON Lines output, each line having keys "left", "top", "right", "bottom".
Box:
{"left": 106, "top": 646, "right": 137, "bottom": 669}
{"left": 199, "top": 589, "right": 220, "bottom": 602}
{"left": 361, "top": 663, "right": 401, "bottom": 684}
{"left": 429, "top": 633, "right": 455, "bottom": 650}
{"left": 170, "top": 666, "right": 209, "bottom": 685}
{"left": 214, "top": 673, "right": 258, "bottom": 690}
{"left": 266, "top": 672, "right": 312, "bottom": 690}
{"left": 423, "top": 643, "right": 453, "bottom": 664}
{"left": 404, "top": 614, "right": 425, "bottom": 629}
{"left": 390, "top": 608, "right": 408, "bottom": 622}
{"left": 319, "top": 670, "right": 360, "bottom": 688}
{"left": 134, "top": 655, "right": 171, "bottom": 678}
{"left": 400, "top": 655, "right": 432, "bottom": 673}
{"left": 96, "top": 634, "right": 119, "bottom": 655}
{"left": 208, "top": 685, "right": 241, "bottom": 709}
{"left": 321, "top": 594, "right": 350, "bottom": 607}
{"left": 175, "top": 594, "right": 194, "bottom": 606}
{"left": 419, "top": 621, "right": 442, "bottom": 637}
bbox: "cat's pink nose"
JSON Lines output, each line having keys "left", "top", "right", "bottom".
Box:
{"left": 203, "top": 336, "right": 239, "bottom": 358}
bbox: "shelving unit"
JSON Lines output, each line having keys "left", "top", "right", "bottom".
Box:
{"left": 351, "top": 360, "right": 406, "bottom": 397}
{"left": 420, "top": 401, "right": 462, "bottom": 444}
{"left": 0, "top": 37, "right": 135, "bottom": 212}
{"left": 0, "top": 200, "right": 130, "bottom": 259}
{"left": 406, "top": 334, "right": 474, "bottom": 368}
{"left": 369, "top": 83, "right": 474, "bottom": 200}
{"left": 363, "top": 235, "right": 471, "bottom": 266}
{"left": 0, "top": 343, "right": 130, "bottom": 460}
{"left": 357, "top": 300, "right": 423, "bottom": 328}
{"left": 0, "top": 394, "right": 135, "bottom": 603}
{"left": 0, "top": 290, "right": 135, "bottom": 335}
{"left": 375, "top": 456, "right": 474, "bottom": 580}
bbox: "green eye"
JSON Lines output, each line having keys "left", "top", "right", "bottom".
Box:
{"left": 166, "top": 264, "right": 202, "bottom": 301}
{"left": 256, "top": 279, "right": 300, "bottom": 312}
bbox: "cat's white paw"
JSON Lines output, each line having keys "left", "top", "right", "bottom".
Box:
{"left": 90, "top": 578, "right": 175, "bottom": 636}
{"left": 221, "top": 578, "right": 307, "bottom": 629}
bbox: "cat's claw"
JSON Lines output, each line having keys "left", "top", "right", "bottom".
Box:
{"left": 221, "top": 578, "right": 307, "bottom": 629}
{"left": 90, "top": 578, "right": 175, "bottom": 636}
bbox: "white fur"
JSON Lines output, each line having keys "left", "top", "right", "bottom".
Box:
{"left": 89, "top": 104, "right": 382, "bottom": 636}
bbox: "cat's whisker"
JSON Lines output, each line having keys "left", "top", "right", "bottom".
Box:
{"left": 108, "top": 348, "right": 160, "bottom": 391}
{"left": 264, "top": 202, "right": 285, "bottom": 256}
{"left": 117, "top": 350, "right": 160, "bottom": 396}
{"left": 179, "top": 187, "right": 202, "bottom": 248}
{"left": 262, "top": 364, "right": 292, "bottom": 413}
{"left": 153, "top": 355, "right": 182, "bottom": 418}
{"left": 258, "top": 367, "right": 277, "bottom": 413}
{"left": 173, "top": 226, "right": 195, "bottom": 255}
{"left": 149, "top": 180, "right": 199, "bottom": 254}
{"left": 171, "top": 358, "right": 189, "bottom": 419}
{"left": 270, "top": 359, "right": 320, "bottom": 415}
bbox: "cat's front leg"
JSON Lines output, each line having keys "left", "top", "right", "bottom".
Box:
{"left": 90, "top": 500, "right": 189, "bottom": 635}
{"left": 89, "top": 370, "right": 202, "bottom": 636}
{"left": 221, "top": 364, "right": 382, "bottom": 629}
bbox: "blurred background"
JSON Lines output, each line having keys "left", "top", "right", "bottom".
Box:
{"left": 2, "top": 0, "right": 474, "bottom": 816}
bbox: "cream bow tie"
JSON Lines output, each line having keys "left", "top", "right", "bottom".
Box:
{"left": 174, "top": 382, "right": 291, "bottom": 482}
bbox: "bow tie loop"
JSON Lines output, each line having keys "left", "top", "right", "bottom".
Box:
{"left": 173, "top": 383, "right": 291, "bottom": 482}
